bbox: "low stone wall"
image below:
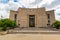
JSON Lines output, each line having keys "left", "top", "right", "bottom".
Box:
{"left": 0, "top": 31, "right": 7, "bottom": 35}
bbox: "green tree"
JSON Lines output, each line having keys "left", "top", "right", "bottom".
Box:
{"left": 53, "top": 21, "right": 60, "bottom": 29}
{"left": 0, "top": 19, "right": 16, "bottom": 31}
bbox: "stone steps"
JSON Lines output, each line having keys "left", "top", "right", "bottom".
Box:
{"left": 7, "top": 27, "right": 60, "bottom": 34}
{"left": 8, "top": 31, "right": 60, "bottom": 34}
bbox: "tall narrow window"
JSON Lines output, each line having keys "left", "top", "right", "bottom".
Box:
{"left": 47, "top": 14, "right": 50, "bottom": 25}
{"left": 47, "top": 14, "right": 50, "bottom": 19}
{"left": 14, "top": 14, "right": 17, "bottom": 22}
{"left": 48, "top": 20, "right": 50, "bottom": 24}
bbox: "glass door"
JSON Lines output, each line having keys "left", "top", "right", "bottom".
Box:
{"left": 29, "top": 15, "right": 35, "bottom": 27}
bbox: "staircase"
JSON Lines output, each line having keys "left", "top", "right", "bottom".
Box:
{"left": 7, "top": 27, "right": 60, "bottom": 34}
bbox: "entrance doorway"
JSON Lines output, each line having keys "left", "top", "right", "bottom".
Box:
{"left": 29, "top": 15, "right": 35, "bottom": 27}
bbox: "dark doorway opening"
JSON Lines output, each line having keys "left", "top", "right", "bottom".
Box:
{"left": 29, "top": 15, "right": 35, "bottom": 27}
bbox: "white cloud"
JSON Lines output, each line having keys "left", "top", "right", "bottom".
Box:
{"left": 8, "top": 0, "right": 19, "bottom": 11}
{"left": 18, "top": 0, "right": 36, "bottom": 8}
{"left": 18, "top": 0, "right": 35, "bottom": 4}
{"left": 55, "top": 6, "right": 60, "bottom": 20}
{"left": 0, "top": 4, "right": 9, "bottom": 18}
{"left": 18, "top": 0, "right": 54, "bottom": 8}
{"left": 37, "top": 0, "right": 54, "bottom": 8}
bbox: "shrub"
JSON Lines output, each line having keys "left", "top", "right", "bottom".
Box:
{"left": 53, "top": 21, "right": 60, "bottom": 29}
{"left": 0, "top": 27, "right": 3, "bottom": 31}
{"left": 0, "top": 19, "right": 16, "bottom": 31}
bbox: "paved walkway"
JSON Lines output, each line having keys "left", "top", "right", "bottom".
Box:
{"left": 0, "top": 28, "right": 60, "bottom": 40}
{"left": 0, "top": 34, "right": 60, "bottom": 40}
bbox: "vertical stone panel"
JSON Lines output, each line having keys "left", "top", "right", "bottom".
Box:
{"left": 18, "top": 9, "right": 28, "bottom": 27}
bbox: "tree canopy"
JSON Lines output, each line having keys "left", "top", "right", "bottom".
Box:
{"left": 0, "top": 19, "right": 16, "bottom": 31}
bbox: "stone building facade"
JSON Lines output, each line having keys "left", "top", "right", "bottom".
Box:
{"left": 9, "top": 7, "right": 55, "bottom": 28}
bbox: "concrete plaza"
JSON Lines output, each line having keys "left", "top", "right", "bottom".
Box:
{"left": 0, "top": 34, "right": 60, "bottom": 40}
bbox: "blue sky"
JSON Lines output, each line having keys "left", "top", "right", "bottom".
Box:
{"left": 0, "top": 0, "right": 9, "bottom": 3}
{"left": 0, "top": 0, "right": 60, "bottom": 20}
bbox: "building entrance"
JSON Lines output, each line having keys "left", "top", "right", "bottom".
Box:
{"left": 29, "top": 15, "right": 35, "bottom": 27}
